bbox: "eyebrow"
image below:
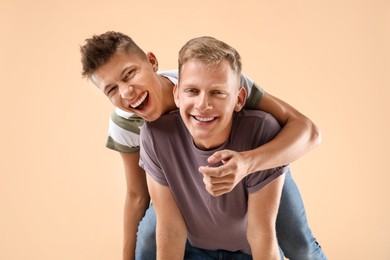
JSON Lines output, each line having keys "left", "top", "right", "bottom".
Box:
{"left": 119, "top": 66, "right": 131, "bottom": 79}
{"left": 103, "top": 66, "right": 132, "bottom": 94}
{"left": 182, "top": 83, "right": 227, "bottom": 88}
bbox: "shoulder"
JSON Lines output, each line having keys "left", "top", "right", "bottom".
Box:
{"left": 240, "top": 73, "right": 264, "bottom": 109}
{"left": 110, "top": 108, "right": 144, "bottom": 133}
{"left": 236, "top": 109, "right": 276, "bottom": 122}
{"left": 158, "top": 69, "right": 178, "bottom": 85}
{"left": 142, "top": 110, "right": 181, "bottom": 133}
{"left": 233, "top": 110, "right": 281, "bottom": 141}
{"left": 106, "top": 108, "right": 145, "bottom": 153}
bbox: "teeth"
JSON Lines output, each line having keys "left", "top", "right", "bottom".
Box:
{"left": 131, "top": 92, "right": 148, "bottom": 108}
{"left": 195, "top": 116, "right": 215, "bottom": 122}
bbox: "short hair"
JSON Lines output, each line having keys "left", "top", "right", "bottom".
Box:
{"left": 80, "top": 31, "right": 146, "bottom": 78}
{"left": 178, "top": 36, "right": 242, "bottom": 79}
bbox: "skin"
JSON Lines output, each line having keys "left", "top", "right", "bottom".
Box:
{"left": 120, "top": 152, "right": 149, "bottom": 259}
{"left": 92, "top": 51, "right": 177, "bottom": 122}
{"left": 91, "top": 50, "right": 320, "bottom": 259}
{"left": 146, "top": 177, "right": 187, "bottom": 260}
{"left": 147, "top": 60, "right": 284, "bottom": 259}
{"left": 174, "top": 60, "right": 247, "bottom": 149}
{"left": 246, "top": 175, "right": 284, "bottom": 259}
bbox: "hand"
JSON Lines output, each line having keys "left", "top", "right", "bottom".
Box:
{"left": 198, "top": 149, "right": 252, "bottom": 196}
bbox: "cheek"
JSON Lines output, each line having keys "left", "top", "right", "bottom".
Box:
{"left": 174, "top": 98, "right": 180, "bottom": 108}
{"left": 178, "top": 98, "right": 192, "bottom": 110}
{"left": 110, "top": 95, "right": 122, "bottom": 107}
{"left": 220, "top": 102, "right": 237, "bottom": 116}
{"left": 179, "top": 109, "right": 188, "bottom": 122}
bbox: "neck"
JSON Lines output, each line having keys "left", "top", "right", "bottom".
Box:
{"left": 159, "top": 75, "right": 177, "bottom": 115}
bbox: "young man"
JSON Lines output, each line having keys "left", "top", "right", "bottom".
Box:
{"left": 80, "top": 31, "right": 326, "bottom": 259}
{"left": 141, "top": 36, "right": 286, "bottom": 259}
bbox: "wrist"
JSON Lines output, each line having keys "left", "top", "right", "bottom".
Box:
{"left": 241, "top": 149, "right": 262, "bottom": 175}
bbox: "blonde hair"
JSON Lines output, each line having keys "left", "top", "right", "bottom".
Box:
{"left": 178, "top": 36, "right": 242, "bottom": 80}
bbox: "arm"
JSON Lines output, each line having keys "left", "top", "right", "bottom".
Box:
{"left": 146, "top": 174, "right": 187, "bottom": 260}
{"left": 121, "top": 152, "right": 150, "bottom": 260}
{"left": 248, "top": 91, "right": 321, "bottom": 170}
{"left": 247, "top": 174, "right": 285, "bottom": 259}
{"left": 199, "top": 92, "right": 321, "bottom": 196}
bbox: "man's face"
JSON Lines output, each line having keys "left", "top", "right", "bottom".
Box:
{"left": 174, "top": 60, "right": 246, "bottom": 149}
{"left": 91, "top": 51, "right": 165, "bottom": 121}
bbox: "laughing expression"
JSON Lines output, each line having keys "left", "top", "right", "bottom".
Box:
{"left": 174, "top": 60, "right": 246, "bottom": 150}
{"left": 91, "top": 51, "right": 170, "bottom": 122}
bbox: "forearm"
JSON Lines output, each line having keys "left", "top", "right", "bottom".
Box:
{"left": 245, "top": 91, "right": 321, "bottom": 173}
{"left": 244, "top": 116, "right": 320, "bottom": 173}
{"left": 248, "top": 227, "right": 280, "bottom": 260}
{"left": 123, "top": 193, "right": 150, "bottom": 260}
{"left": 146, "top": 175, "right": 187, "bottom": 260}
{"left": 120, "top": 152, "right": 150, "bottom": 260}
{"left": 247, "top": 174, "right": 285, "bottom": 260}
{"left": 156, "top": 225, "right": 186, "bottom": 260}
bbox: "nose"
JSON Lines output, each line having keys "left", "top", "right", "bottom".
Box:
{"left": 195, "top": 92, "right": 212, "bottom": 112}
{"left": 118, "top": 82, "right": 135, "bottom": 99}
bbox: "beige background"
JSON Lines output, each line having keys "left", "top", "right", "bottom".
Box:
{"left": 1, "top": 0, "right": 389, "bottom": 259}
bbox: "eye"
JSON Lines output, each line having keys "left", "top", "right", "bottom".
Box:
{"left": 123, "top": 70, "right": 134, "bottom": 82}
{"left": 211, "top": 90, "right": 228, "bottom": 97}
{"left": 106, "top": 86, "right": 118, "bottom": 96}
{"left": 184, "top": 88, "right": 199, "bottom": 95}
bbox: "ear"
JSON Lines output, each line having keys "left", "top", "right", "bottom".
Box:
{"left": 173, "top": 84, "right": 180, "bottom": 108}
{"left": 234, "top": 87, "right": 247, "bottom": 112}
{"left": 146, "top": 52, "right": 159, "bottom": 72}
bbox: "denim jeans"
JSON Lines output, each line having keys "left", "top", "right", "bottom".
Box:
{"left": 135, "top": 171, "right": 327, "bottom": 260}
{"left": 276, "top": 172, "right": 327, "bottom": 260}
{"left": 183, "top": 240, "right": 255, "bottom": 260}
{"left": 184, "top": 241, "right": 285, "bottom": 260}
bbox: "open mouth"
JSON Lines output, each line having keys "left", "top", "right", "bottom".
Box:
{"left": 130, "top": 92, "right": 148, "bottom": 109}
{"left": 193, "top": 116, "right": 216, "bottom": 122}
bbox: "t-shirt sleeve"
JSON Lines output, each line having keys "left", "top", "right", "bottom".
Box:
{"left": 243, "top": 112, "right": 289, "bottom": 193}
{"left": 245, "top": 166, "right": 289, "bottom": 194}
{"left": 240, "top": 73, "right": 264, "bottom": 109}
{"left": 158, "top": 69, "right": 179, "bottom": 85}
{"left": 139, "top": 123, "right": 169, "bottom": 186}
{"left": 105, "top": 109, "right": 144, "bottom": 153}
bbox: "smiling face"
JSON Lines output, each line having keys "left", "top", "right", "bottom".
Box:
{"left": 91, "top": 51, "right": 172, "bottom": 121}
{"left": 174, "top": 60, "right": 246, "bottom": 150}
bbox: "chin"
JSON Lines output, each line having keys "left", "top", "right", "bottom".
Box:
{"left": 145, "top": 113, "right": 161, "bottom": 122}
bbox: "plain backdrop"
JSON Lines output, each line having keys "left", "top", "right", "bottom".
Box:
{"left": 1, "top": 0, "right": 389, "bottom": 259}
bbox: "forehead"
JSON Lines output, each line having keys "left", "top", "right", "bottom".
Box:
{"left": 180, "top": 60, "right": 239, "bottom": 88}
{"left": 91, "top": 51, "right": 145, "bottom": 90}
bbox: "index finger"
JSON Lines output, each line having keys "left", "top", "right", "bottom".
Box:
{"left": 199, "top": 164, "right": 229, "bottom": 177}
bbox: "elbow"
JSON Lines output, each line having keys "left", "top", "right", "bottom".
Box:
{"left": 300, "top": 115, "right": 321, "bottom": 149}
{"left": 126, "top": 190, "right": 150, "bottom": 210}
{"left": 310, "top": 120, "right": 322, "bottom": 148}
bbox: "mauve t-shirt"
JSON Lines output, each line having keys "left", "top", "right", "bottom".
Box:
{"left": 140, "top": 109, "right": 288, "bottom": 254}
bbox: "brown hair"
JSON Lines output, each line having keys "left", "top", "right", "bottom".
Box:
{"left": 80, "top": 31, "right": 145, "bottom": 78}
{"left": 178, "top": 36, "right": 242, "bottom": 79}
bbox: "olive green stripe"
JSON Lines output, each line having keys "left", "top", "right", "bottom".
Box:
{"left": 244, "top": 83, "right": 264, "bottom": 109}
{"left": 110, "top": 111, "right": 144, "bottom": 135}
{"left": 106, "top": 136, "right": 140, "bottom": 153}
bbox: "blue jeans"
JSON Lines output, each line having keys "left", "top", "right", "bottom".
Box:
{"left": 276, "top": 172, "right": 327, "bottom": 260}
{"left": 136, "top": 171, "right": 327, "bottom": 260}
{"left": 184, "top": 241, "right": 284, "bottom": 260}
{"left": 184, "top": 240, "right": 254, "bottom": 260}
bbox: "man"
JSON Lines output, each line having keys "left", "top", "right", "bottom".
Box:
{"left": 141, "top": 36, "right": 287, "bottom": 259}
{"left": 80, "top": 31, "right": 326, "bottom": 259}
